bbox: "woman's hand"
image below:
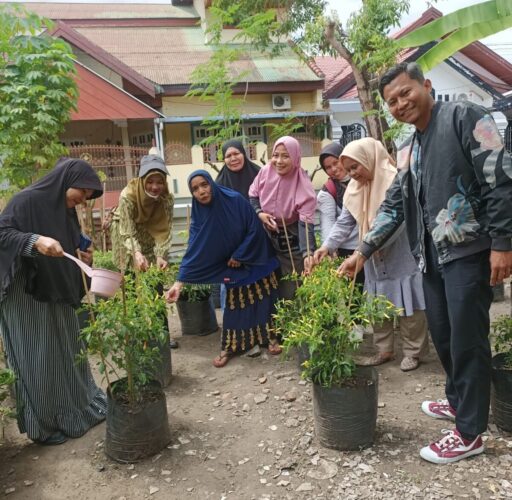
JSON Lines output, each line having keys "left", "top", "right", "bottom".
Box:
{"left": 313, "top": 246, "right": 329, "bottom": 265}
{"left": 34, "top": 236, "right": 64, "bottom": 257}
{"left": 156, "top": 256, "right": 168, "bottom": 270}
{"left": 77, "top": 248, "right": 93, "bottom": 266}
{"left": 259, "top": 212, "right": 279, "bottom": 232}
{"left": 303, "top": 255, "right": 315, "bottom": 276}
{"left": 134, "top": 251, "right": 149, "bottom": 272}
{"left": 165, "top": 282, "right": 183, "bottom": 303}
{"left": 227, "top": 258, "right": 241, "bottom": 268}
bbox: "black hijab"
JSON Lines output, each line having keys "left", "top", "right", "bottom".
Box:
{"left": 0, "top": 158, "right": 103, "bottom": 306}
{"left": 319, "top": 142, "right": 348, "bottom": 210}
{"left": 215, "top": 140, "right": 260, "bottom": 199}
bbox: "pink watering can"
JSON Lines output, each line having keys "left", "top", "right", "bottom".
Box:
{"left": 64, "top": 252, "right": 123, "bottom": 298}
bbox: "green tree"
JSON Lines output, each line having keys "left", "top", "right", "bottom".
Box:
{"left": 209, "top": 0, "right": 410, "bottom": 149}
{"left": 0, "top": 4, "right": 78, "bottom": 195}
{"left": 398, "top": 0, "right": 512, "bottom": 72}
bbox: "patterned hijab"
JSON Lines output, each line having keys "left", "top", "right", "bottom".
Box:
{"left": 248, "top": 136, "right": 316, "bottom": 225}
{"left": 341, "top": 138, "right": 397, "bottom": 239}
{"left": 122, "top": 157, "right": 170, "bottom": 243}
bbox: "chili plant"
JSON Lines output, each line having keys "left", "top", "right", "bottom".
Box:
{"left": 274, "top": 258, "right": 399, "bottom": 387}
{"left": 491, "top": 315, "right": 512, "bottom": 369}
{"left": 79, "top": 266, "right": 168, "bottom": 407}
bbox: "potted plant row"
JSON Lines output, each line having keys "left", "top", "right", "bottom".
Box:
{"left": 79, "top": 265, "right": 171, "bottom": 462}
{"left": 490, "top": 314, "right": 512, "bottom": 432}
{"left": 274, "top": 258, "right": 399, "bottom": 451}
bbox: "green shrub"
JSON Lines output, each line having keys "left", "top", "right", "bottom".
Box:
{"left": 0, "top": 367, "right": 15, "bottom": 438}
{"left": 79, "top": 266, "right": 168, "bottom": 407}
{"left": 491, "top": 315, "right": 512, "bottom": 369}
{"left": 274, "top": 258, "right": 399, "bottom": 387}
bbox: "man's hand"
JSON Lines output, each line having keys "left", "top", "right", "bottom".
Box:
{"left": 34, "top": 236, "right": 64, "bottom": 257}
{"left": 313, "top": 246, "right": 329, "bottom": 265}
{"left": 490, "top": 250, "right": 512, "bottom": 286}
{"left": 337, "top": 252, "right": 367, "bottom": 278}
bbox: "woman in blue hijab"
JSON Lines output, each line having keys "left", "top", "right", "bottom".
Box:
{"left": 166, "top": 170, "right": 281, "bottom": 367}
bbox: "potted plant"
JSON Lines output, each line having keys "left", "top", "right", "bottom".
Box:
{"left": 0, "top": 367, "right": 15, "bottom": 439}
{"left": 274, "top": 258, "right": 399, "bottom": 451}
{"left": 169, "top": 260, "right": 218, "bottom": 336}
{"left": 490, "top": 314, "right": 512, "bottom": 432}
{"left": 79, "top": 266, "right": 171, "bottom": 462}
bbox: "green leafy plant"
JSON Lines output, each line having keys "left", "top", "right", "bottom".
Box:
{"left": 491, "top": 315, "right": 512, "bottom": 369}
{"left": 93, "top": 250, "right": 119, "bottom": 272}
{"left": 0, "top": 4, "right": 78, "bottom": 195}
{"left": 274, "top": 258, "right": 399, "bottom": 387}
{"left": 79, "top": 266, "right": 168, "bottom": 407}
{"left": 0, "top": 367, "right": 16, "bottom": 438}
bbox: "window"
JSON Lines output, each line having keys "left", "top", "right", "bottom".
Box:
{"left": 444, "top": 94, "right": 450, "bottom": 102}
{"left": 131, "top": 133, "right": 154, "bottom": 147}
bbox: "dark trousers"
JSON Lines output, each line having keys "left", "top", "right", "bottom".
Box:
{"left": 422, "top": 234, "right": 492, "bottom": 437}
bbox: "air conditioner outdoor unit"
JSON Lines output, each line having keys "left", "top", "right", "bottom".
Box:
{"left": 272, "top": 94, "right": 291, "bottom": 110}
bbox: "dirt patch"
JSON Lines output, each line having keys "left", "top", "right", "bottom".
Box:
{"left": 1, "top": 287, "right": 511, "bottom": 500}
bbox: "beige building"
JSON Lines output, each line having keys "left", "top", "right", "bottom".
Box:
{"left": 12, "top": 0, "right": 330, "bottom": 203}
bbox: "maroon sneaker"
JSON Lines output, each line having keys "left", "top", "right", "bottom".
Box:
{"left": 421, "top": 399, "right": 456, "bottom": 421}
{"left": 420, "top": 429, "right": 484, "bottom": 464}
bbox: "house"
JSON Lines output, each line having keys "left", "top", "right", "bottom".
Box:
{"left": 314, "top": 7, "right": 512, "bottom": 148}
{"left": 8, "top": 0, "right": 329, "bottom": 203}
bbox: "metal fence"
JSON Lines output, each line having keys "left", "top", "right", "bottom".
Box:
{"left": 67, "top": 145, "right": 148, "bottom": 191}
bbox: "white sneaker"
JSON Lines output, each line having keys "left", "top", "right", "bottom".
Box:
{"left": 421, "top": 399, "right": 456, "bottom": 421}
{"left": 420, "top": 429, "right": 484, "bottom": 464}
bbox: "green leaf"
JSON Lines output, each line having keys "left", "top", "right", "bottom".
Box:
{"left": 415, "top": 15, "right": 512, "bottom": 72}
{"left": 397, "top": 1, "right": 504, "bottom": 47}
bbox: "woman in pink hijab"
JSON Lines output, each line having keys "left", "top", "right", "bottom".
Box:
{"left": 249, "top": 136, "right": 317, "bottom": 301}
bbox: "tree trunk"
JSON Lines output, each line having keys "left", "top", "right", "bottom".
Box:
{"left": 325, "top": 21, "right": 395, "bottom": 154}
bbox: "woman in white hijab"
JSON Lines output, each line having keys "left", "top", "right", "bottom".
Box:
{"left": 315, "top": 138, "right": 428, "bottom": 371}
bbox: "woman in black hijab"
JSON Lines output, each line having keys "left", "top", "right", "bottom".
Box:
{"left": 0, "top": 158, "right": 107, "bottom": 445}
{"left": 216, "top": 140, "right": 260, "bottom": 199}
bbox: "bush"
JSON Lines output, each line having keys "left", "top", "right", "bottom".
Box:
{"left": 274, "top": 258, "right": 399, "bottom": 387}
{"left": 491, "top": 315, "right": 512, "bottom": 369}
{"left": 79, "top": 266, "right": 168, "bottom": 407}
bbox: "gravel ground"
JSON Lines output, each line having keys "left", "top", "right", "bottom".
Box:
{"left": 0, "top": 285, "right": 511, "bottom": 500}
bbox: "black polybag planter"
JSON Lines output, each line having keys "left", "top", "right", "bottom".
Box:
{"left": 176, "top": 297, "right": 218, "bottom": 336}
{"left": 312, "top": 366, "right": 378, "bottom": 451}
{"left": 148, "top": 333, "right": 172, "bottom": 388}
{"left": 296, "top": 345, "right": 310, "bottom": 372}
{"left": 105, "top": 379, "right": 171, "bottom": 463}
{"left": 491, "top": 353, "right": 512, "bottom": 432}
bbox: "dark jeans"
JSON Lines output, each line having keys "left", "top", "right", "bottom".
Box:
{"left": 422, "top": 234, "right": 492, "bottom": 437}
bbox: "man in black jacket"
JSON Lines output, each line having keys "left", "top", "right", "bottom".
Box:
{"left": 341, "top": 62, "right": 512, "bottom": 464}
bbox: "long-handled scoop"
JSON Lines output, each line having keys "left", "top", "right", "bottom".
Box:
{"left": 63, "top": 252, "right": 122, "bottom": 297}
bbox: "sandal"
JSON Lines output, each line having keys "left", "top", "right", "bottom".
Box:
{"left": 212, "top": 352, "right": 231, "bottom": 368}
{"left": 356, "top": 352, "right": 394, "bottom": 366}
{"left": 268, "top": 342, "right": 283, "bottom": 355}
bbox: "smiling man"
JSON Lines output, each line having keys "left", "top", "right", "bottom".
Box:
{"left": 340, "top": 62, "right": 512, "bottom": 464}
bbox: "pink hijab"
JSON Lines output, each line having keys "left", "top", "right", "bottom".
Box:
{"left": 248, "top": 136, "right": 316, "bottom": 224}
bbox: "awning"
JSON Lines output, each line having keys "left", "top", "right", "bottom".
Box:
{"left": 71, "top": 62, "right": 162, "bottom": 121}
{"left": 160, "top": 110, "right": 329, "bottom": 124}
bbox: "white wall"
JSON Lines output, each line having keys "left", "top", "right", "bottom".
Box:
{"left": 327, "top": 59, "right": 501, "bottom": 141}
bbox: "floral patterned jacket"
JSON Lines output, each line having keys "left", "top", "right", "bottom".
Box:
{"left": 359, "top": 101, "right": 512, "bottom": 269}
